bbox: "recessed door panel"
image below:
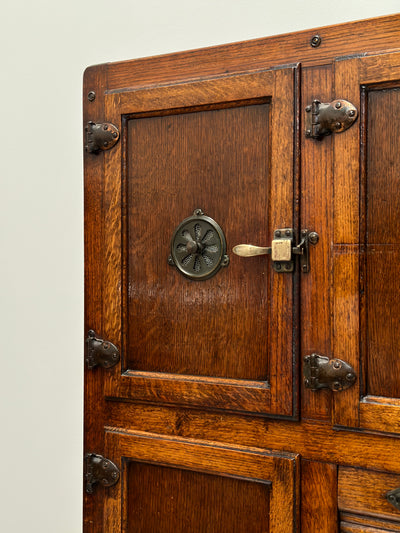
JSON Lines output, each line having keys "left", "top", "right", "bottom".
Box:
{"left": 126, "top": 102, "right": 270, "bottom": 380}
{"left": 127, "top": 462, "right": 270, "bottom": 533}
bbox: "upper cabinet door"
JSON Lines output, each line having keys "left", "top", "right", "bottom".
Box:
{"left": 333, "top": 51, "right": 400, "bottom": 433}
{"left": 98, "top": 66, "right": 300, "bottom": 417}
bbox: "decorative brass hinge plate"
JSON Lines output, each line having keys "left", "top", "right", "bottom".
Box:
{"left": 84, "top": 453, "right": 120, "bottom": 494}
{"left": 304, "top": 353, "right": 357, "bottom": 391}
{"left": 85, "top": 330, "right": 120, "bottom": 370}
{"left": 386, "top": 487, "right": 400, "bottom": 511}
{"left": 305, "top": 99, "right": 358, "bottom": 139}
{"left": 85, "top": 121, "right": 120, "bottom": 153}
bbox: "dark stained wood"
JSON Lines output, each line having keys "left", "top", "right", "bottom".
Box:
{"left": 83, "top": 64, "right": 107, "bottom": 533}
{"left": 366, "top": 86, "right": 400, "bottom": 244}
{"left": 106, "top": 15, "right": 400, "bottom": 91}
{"left": 366, "top": 247, "right": 400, "bottom": 398}
{"left": 104, "top": 430, "right": 300, "bottom": 532}
{"left": 126, "top": 103, "right": 271, "bottom": 379}
{"left": 84, "top": 14, "right": 400, "bottom": 533}
{"left": 363, "top": 85, "right": 400, "bottom": 399}
{"left": 106, "top": 402, "right": 400, "bottom": 475}
{"left": 301, "top": 460, "right": 338, "bottom": 533}
{"left": 102, "top": 67, "right": 298, "bottom": 417}
{"left": 333, "top": 52, "right": 400, "bottom": 434}
{"left": 332, "top": 245, "right": 360, "bottom": 428}
{"left": 300, "top": 64, "right": 333, "bottom": 421}
{"left": 127, "top": 462, "right": 270, "bottom": 533}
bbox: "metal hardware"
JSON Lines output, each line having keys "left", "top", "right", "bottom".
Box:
{"left": 310, "top": 35, "right": 322, "bottom": 48}
{"left": 87, "top": 91, "right": 96, "bottom": 102}
{"left": 85, "top": 121, "right": 120, "bottom": 153}
{"left": 168, "top": 209, "right": 229, "bottom": 281}
{"left": 84, "top": 454, "right": 120, "bottom": 494}
{"left": 305, "top": 99, "right": 358, "bottom": 139}
{"left": 304, "top": 354, "right": 357, "bottom": 392}
{"left": 85, "top": 330, "right": 120, "bottom": 370}
{"left": 386, "top": 487, "right": 400, "bottom": 511}
{"left": 233, "top": 229, "right": 319, "bottom": 273}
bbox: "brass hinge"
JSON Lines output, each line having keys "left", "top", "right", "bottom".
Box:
{"left": 304, "top": 354, "right": 357, "bottom": 391}
{"left": 84, "top": 453, "right": 120, "bottom": 494}
{"left": 85, "top": 121, "right": 120, "bottom": 153}
{"left": 233, "top": 228, "right": 319, "bottom": 273}
{"left": 85, "top": 330, "right": 120, "bottom": 370}
{"left": 305, "top": 99, "right": 358, "bottom": 139}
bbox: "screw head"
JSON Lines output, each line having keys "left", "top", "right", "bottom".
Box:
{"left": 308, "top": 231, "right": 319, "bottom": 245}
{"left": 310, "top": 35, "right": 322, "bottom": 48}
{"left": 305, "top": 129, "right": 312, "bottom": 137}
{"left": 275, "top": 263, "right": 281, "bottom": 270}
{"left": 335, "top": 122, "right": 342, "bottom": 129}
{"left": 275, "top": 230, "right": 281, "bottom": 237}
{"left": 305, "top": 105, "right": 311, "bottom": 112}
{"left": 335, "top": 101, "right": 342, "bottom": 109}
{"left": 349, "top": 110, "right": 355, "bottom": 117}
{"left": 332, "top": 381, "right": 342, "bottom": 391}
{"left": 88, "top": 91, "right": 96, "bottom": 102}
{"left": 346, "top": 373, "right": 356, "bottom": 382}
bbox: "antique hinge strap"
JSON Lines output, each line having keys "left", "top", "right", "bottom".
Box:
{"left": 305, "top": 99, "right": 358, "bottom": 139}
{"left": 84, "top": 453, "right": 120, "bottom": 494}
{"left": 85, "top": 330, "right": 120, "bottom": 370}
{"left": 304, "top": 354, "right": 356, "bottom": 392}
{"left": 85, "top": 121, "right": 120, "bottom": 153}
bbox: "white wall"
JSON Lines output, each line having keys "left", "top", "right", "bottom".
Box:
{"left": 1, "top": 1, "right": 398, "bottom": 531}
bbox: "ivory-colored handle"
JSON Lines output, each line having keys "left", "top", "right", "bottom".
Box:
{"left": 232, "top": 244, "right": 271, "bottom": 257}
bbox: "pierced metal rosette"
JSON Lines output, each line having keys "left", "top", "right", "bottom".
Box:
{"left": 168, "top": 209, "right": 229, "bottom": 280}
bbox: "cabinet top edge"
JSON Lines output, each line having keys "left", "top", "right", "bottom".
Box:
{"left": 83, "top": 13, "right": 400, "bottom": 93}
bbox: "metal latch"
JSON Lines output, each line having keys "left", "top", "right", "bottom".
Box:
{"left": 84, "top": 453, "right": 120, "bottom": 494}
{"left": 305, "top": 99, "right": 358, "bottom": 139}
{"left": 233, "top": 228, "right": 319, "bottom": 273}
{"left": 85, "top": 121, "right": 120, "bottom": 153}
{"left": 85, "top": 330, "right": 120, "bottom": 370}
{"left": 304, "top": 354, "right": 357, "bottom": 391}
{"left": 386, "top": 487, "right": 400, "bottom": 511}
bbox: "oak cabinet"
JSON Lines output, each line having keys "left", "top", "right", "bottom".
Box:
{"left": 84, "top": 14, "right": 400, "bottom": 532}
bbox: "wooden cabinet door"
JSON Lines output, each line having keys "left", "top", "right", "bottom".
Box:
{"left": 100, "top": 67, "right": 299, "bottom": 418}
{"left": 333, "top": 51, "right": 400, "bottom": 434}
{"left": 84, "top": 65, "right": 300, "bottom": 531}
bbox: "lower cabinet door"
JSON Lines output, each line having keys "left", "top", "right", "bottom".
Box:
{"left": 102, "top": 431, "right": 300, "bottom": 533}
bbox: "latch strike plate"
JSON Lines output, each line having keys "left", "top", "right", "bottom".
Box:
{"left": 305, "top": 99, "right": 358, "bottom": 139}
{"left": 271, "top": 228, "right": 319, "bottom": 273}
{"left": 85, "top": 121, "right": 120, "bottom": 153}
{"left": 233, "top": 228, "right": 319, "bottom": 273}
{"left": 84, "top": 453, "right": 120, "bottom": 494}
{"left": 304, "top": 353, "right": 357, "bottom": 391}
{"left": 85, "top": 330, "right": 120, "bottom": 370}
